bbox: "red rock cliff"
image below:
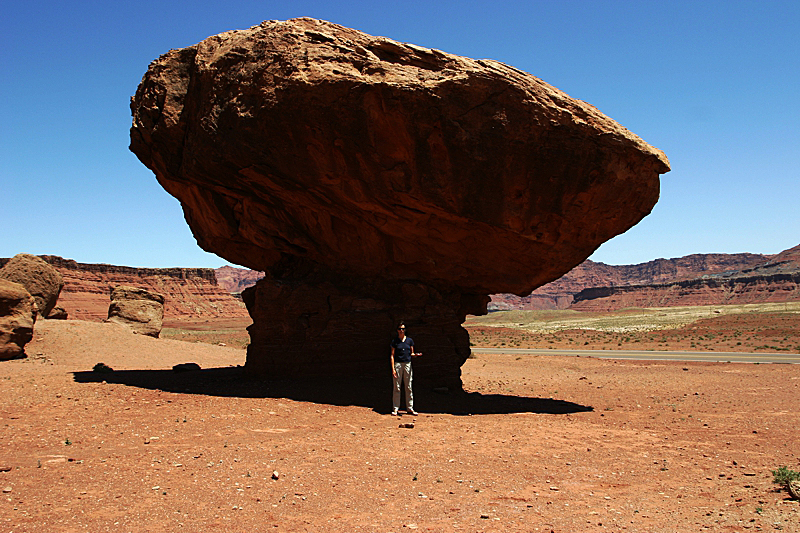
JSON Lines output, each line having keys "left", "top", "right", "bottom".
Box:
{"left": 569, "top": 245, "right": 800, "bottom": 311}
{"left": 30, "top": 256, "right": 248, "bottom": 322}
{"left": 491, "top": 252, "right": 770, "bottom": 310}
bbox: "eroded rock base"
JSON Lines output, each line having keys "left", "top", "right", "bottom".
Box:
{"left": 242, "top": 264, "right": 488, "bottom": 389}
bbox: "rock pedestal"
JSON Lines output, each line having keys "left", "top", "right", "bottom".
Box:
{"left": 242, "top": 259, "right": 486, "bottom": 386}
{"left": 130, "top": 18, "right": 670, "bottom": 384}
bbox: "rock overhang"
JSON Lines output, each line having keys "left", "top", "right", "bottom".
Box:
{"left": 131, "top": 17, "right": 669, "bottom": 298}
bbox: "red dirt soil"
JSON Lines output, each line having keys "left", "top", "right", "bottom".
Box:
{"left": 1, "top": 319, "right": 798, "bottom": 532}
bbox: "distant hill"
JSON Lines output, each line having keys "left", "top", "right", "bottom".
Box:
{"left": 569, "top": 244, "right": 800, "bottom": 311}
{"left": 769, "top": 243, "right": 800, "bottom": 264}
{"left": 490, "top": 244, "right": 800, "bottom": 311}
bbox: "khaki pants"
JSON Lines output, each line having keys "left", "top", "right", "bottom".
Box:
{"left": 393, "top": 362, "right": 414, "bottom": 411}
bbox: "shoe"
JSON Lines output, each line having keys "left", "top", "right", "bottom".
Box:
{"left": 391, "top": 409, "right": 399, "bottom": 416}
{"left": 407, "top": 409, "right": 418, "bottom": 416}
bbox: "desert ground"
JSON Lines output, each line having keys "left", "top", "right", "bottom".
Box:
{"left": 466, "top": 303, "right": 800, "bottom": 355}
{"left": 1, "top": 306, "right": 799, "bottom": 532}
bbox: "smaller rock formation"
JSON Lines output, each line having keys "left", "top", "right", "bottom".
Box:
{"left": 0, "top": 254, "right": 64, "bottom": 318}
{"left": 47, "top": 306, "right": 68, "bottom": 320}
{"left": 0, "top": 279, "right": 36, "bottom": 360}
{"left": 107, "top": 286, "right": 165, "bottom": 337}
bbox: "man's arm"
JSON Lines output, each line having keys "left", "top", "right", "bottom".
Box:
{"left": 390, "top": 347, "right": 397, "bottom": 378}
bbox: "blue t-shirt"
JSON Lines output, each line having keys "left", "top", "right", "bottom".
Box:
{"left": 391, "top": 336, "right": 414, "bottom": 363}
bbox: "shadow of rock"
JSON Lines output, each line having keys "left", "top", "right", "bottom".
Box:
{"left": 73, "top": 367, "right": 593, "bottom": 416}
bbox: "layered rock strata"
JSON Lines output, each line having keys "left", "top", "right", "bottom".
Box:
{"left": 490, "top": 252, "right": 771, "bottom": 310}
{"left": 130, "top": 18, "right": 670, "bottom": 384}
{"left": 572, "top": 258, "right": 800, "bottom": 311}
{"left": 19, "top": 256, "right": 248, "bottom": 322}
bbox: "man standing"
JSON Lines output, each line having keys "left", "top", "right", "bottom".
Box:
{"left": 390, "top": 322, "right": 421, "bottom": 416}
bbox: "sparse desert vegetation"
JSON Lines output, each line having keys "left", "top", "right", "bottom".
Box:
{"left": 466, "top": 302, "right": 800, "bottom": 353}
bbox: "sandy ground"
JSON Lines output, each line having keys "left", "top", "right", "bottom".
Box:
{"left": 1, "top": 319, "right": 799, "bottom": 532}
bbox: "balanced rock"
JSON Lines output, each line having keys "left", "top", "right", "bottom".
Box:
{"left": 130, "top": 18, "right": 670, "bottom": 385}
{"left": 107, "top": 286, "right": 164, "bottom": 338}
{"left": 0, "top": 254, "right": 64, "bottom": 318}
{"left": 0, "top": 279, "right": 36, "bottom": 360}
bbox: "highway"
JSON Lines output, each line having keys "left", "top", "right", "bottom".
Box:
{"left": 470, "top": 347, "right": 800, "bottom": 364}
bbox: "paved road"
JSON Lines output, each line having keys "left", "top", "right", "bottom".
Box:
{"left": 470, "top": 348, "right": 800, "bottom": 364}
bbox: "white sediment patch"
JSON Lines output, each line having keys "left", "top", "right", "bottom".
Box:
{"left": 466, "top": 302, "right": 800, "bottom": 334}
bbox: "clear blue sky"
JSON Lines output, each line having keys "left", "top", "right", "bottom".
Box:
{"left": 2, "top": 1, "right": 797, "bottom": 268}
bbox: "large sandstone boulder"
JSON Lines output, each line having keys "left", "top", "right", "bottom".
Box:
{"left": 0, "top": 254, "right": 64, "bottom": 318}
{"left": 130, "top": 18, "right": 670, "bottom": 385}
{"left": 106, "top": 286, "right": 165, "bottom": 338}
{"left": 0, "top": 279, "right": 36, "bottom": 360}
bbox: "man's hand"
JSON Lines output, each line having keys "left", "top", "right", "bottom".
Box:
{"left": 413, "top": 352, "right": 422, "bottom": 357}
{"left": 392, "top": 369, "right": 397, "bottom": 378}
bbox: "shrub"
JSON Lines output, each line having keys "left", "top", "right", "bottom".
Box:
{"left": 772, "top": 466, "right": 800, "bottom": 486}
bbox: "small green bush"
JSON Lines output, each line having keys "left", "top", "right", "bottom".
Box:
{"left": 772, "top": 466, "right": 800, "bottom": 487}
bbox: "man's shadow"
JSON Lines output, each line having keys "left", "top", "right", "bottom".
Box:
{"left": 73, "top": 366, "right": 593, "bottom": 416}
